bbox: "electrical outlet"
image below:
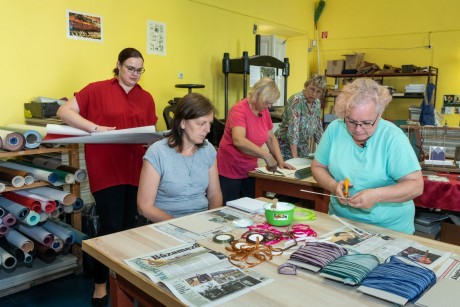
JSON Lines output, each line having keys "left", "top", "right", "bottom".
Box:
{"left": 178, "top": 72, "right": 184, "bottom": 79}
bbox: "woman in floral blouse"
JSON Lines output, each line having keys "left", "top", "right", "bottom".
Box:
{"left": 275, "top": 74, "right": 327, "bottom": 160}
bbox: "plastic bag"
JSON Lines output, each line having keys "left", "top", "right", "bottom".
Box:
{"left": 419, "top": 83, "right": 436, "bottom": 126}
{"left": 82, "top": 204, "right": 100, "bottom": 238}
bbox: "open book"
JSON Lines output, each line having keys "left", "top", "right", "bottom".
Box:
{"left": 42, "top": 124, "right": 165, "bottom": 144}
{"left": 124, "top": 242, "right": 272, "bottom": 307}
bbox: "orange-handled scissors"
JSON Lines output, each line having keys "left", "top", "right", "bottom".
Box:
{"left": 343, "top": 178, "right": 349, "bottom": 198}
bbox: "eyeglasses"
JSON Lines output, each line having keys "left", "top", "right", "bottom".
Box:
{"left": 305, "top": 86, "right": 324, "bottom": 96}
{"left": 345, "top": 115, "right": 379, "bottom": 129}
{"left": 123, "top": 65, "right": 145, "bottom": 75}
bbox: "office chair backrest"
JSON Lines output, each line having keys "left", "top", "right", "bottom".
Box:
{"left": 163, "top": 101, "right": 177, "bottom": 130}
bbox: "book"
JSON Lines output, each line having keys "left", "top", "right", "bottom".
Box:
{"left": 124, "top": 242, "right": 272, "bottom": 307}
{"left": 226, "top": 197, "right": 267, "bottom": 214}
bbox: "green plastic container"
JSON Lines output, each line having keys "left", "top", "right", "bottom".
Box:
{"left": 264, "top": 202, "right": 295, "bottom": 226}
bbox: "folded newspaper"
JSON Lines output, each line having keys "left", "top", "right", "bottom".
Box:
{"left": 124, "top": 242, "right": 272, "bottom": 306}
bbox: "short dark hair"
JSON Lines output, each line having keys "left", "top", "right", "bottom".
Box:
{"left": 165, "top": 93, "right": 216, "bottom": 152}
{"left": 113, "top": 48, "right": 144, "bottom": 76}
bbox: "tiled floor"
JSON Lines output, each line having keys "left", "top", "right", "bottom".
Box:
{"left": 0, "top": 273, "right": 94, "bottom": 307}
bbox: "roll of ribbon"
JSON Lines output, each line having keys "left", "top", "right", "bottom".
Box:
{"left": 0, "top": 130, "right": 26, "bottom": 151}
{"left": 293, "top": 207, "right": 316, "bottom": 221}
{"left": 213, "top": 234, "right": 235, "bottom": 244}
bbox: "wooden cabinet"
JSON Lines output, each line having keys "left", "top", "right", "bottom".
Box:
{"left": 0, "top": 144, "right": 81, "bottom": 297}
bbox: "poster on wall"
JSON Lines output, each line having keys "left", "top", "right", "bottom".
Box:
{"left": 249, "top": 66, "right": 276, "bottom": 87}
{"left": 147, "top": 20, "right": 166, "bottom": 56}
{"left": 441, "top": 94, "right": 460, "bottom": 114}
{"left": 66, "top": 10, "right": 103, "bottom": 42}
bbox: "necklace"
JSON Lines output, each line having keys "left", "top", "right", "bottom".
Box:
{"left": 182, "top": 153, "right": 195, "bottom": 187}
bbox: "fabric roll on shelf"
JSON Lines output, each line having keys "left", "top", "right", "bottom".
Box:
{"left": 0, "top": 221, "right": 8, "bottom": 236}
{"left": 0, "top": 204, "right": 5, "bottom": 218}
{"left": 0, "top": 166, "right": 26, "bottom": 188}
{"left": 16, "top": 223, "right": 54, "bottom": 246}
{"left": 39, "top": 211, "right": 49, "bottom": 223}
{"left": 51, "top": 236, "right": 64, "bottom": 252}
{"left": 23, "top": 251, "right": 33, "bottom": 264}
{"left": 24, "top": 210, "right": 40, "bottom": 226}
{"left": 41, "top": 219, "right": 75, "bottom": 245}
{"left": 2, "top": 191, "right": 42, "bottom": 213}
{"left": 53, "top": 219, "right": 89, "bottom": 246}
{"left": 22, "top": 156, "right": 88, "bottom": 183}
{"left": 0, "top": 161, "right": 58, "bottom": 184}
{"left": 2, "top": 213, "right": 17, "bottom": 227}
{"left": 0, "top": 237, "right": 25, "bottom": 263}
{"left": 0, "top": 129, "right": 26, "bottom": 151}
{"left": 0, "top": 245, "right": 17, "bottom": 269}
{"left": 1, "top": 123, "right": 44, "bottom": 149}
{"left": 0, "top": 197, "right": 31, "bottom": 221}
{"left": 0, "top": 181, "right": 6, "bottom": 193}
{"left": 72, "top": 197, "right": 84, "bottom": 212}
{"left": 4, "top": 228, "right": 34, "bottom": 253}
{"left": 13, "top": 190, "right": 56, "bottom": 213}
{"left": 7, "top": 159, "right": 75, "bottom": 184}
{"left": 30, "top": 238, "right": 56, "bottom": 263}
{"left": 0, "top": 166, "right": 34, "bottom": 186}
{"left": 28, "top": 186, "right": 76, "bottom": 206}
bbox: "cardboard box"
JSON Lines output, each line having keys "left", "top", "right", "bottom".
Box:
{"left": 24, "top": 102, "right": 60, "bottom": 118}
{"left": 326, "top": 60, "right": 345, "bottom": 75}
{"left": 440, "top": 221, "right": 460, "bottom": 246}
{"left": 343, "top": 53, "right": 364, "bottom": 70}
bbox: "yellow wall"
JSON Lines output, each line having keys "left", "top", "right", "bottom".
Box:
{"left": 314, "top": 0, "right": 460, "bottom": 126}
{"left": 0, "top": 0, "right": 312, "bottom": 131}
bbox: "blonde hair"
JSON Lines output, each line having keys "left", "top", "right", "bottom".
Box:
{"left": 248, "top": 77, "right": 280, "bottom": 104}
{"left": 334, "top": 78, "right": 392, "bottom": 118}
{"left": 304, "top": 74, "right": 327, "bottom": 91}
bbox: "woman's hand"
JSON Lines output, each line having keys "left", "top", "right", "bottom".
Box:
{"left": 335, "top": 179, "right": 353, "bottom": 205}
{"left": 347, "top": 189, "right": 379, "bottom": 209}
{"left": 263, "top": 153, "right": 278, "bottom": 172}
{"left": 280, "top": 162, "right": 296, "bottom": 170}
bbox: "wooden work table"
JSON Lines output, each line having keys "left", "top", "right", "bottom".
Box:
{"left": 248, "top": 170, "right": 330, "bottom": 213}
{"left": 82, "top": 206, "right": 460, "bottom": 307}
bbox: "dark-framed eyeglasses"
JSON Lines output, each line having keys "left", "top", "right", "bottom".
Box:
{"left": 345, "top": 115, "right": 379, "bottom": 129}
{"left": 123, "top": 65, "right": 145, "bottom": 75}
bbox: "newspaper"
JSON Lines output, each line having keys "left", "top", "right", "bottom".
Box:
{"left": 320, "top": 226, "right": 452, "bottom": 271}
{"left": 151, "top": 208, "right": 249, "bottom": 243}
{"left": 125, "top": 242, "right": 272, "bottom": 307}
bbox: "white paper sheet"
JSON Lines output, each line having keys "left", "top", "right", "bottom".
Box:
{"left": 42, "top": 124, "right": 165, "bottom": 144}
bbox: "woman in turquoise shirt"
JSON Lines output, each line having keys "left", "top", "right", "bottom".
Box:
{"left": 311, "top": 78, "right": 423, "bottom": 234}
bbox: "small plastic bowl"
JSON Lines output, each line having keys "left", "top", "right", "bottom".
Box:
{"left": 264, "top": 202, "right": 295, "bottom": 226}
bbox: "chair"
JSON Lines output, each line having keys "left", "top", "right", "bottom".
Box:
{"left": 162, "top": 84, "right": 205, "bottom": 130}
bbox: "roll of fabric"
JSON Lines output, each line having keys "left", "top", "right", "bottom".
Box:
{"left": 53, "top": 219, "right": 89, "bottom": 245}
{"left": 13, "top": 190, "right": 56, "bottom": 213}
{"left": 0, "top": 130, "right": 26, "bottom": 151}
{"left": 0, "top": 166, "right": 26, "bottom": 188}
{"left": 51, "top": 236, "right": 64, "bottom": 252}
{"left": 2, "top": 191, "right": 42, "bottom": 213}
{"left": 30, "top": 238, "right": 56, "bottom": 263}
{"left": 39, "top": 211, "right": 49, "bottom": 223}
{"left": 49, "top": 206, "right": 62, "bottom": 219}
{"left": 0, "top": 245, "right": 17, "bottom": 269}
{"left": 0, "top": 197, "right": 30, "bottom": 221}
{"left": 0, "top": 181, "right": 5, "bottom": 193}
{"left": 22, "top": 156, "right": 88, "bottom": 183}
{"left": 23, "top": 251, "right": 34, "bottom": 264}
{"left": 7, "top": 160, "right": 75, "bottom": 184}
{"left": 2, "top": 213, "right": 17, "bottom": 226}
{"left": 0, "top": 161, "right": 58, "bottom": 184}
{"left": 41, "top": 220, "right": 75, "bottom": 245}
{"left": 1, "top": 124, "right": 43, "bottom": 149}
{"left": 72, "top": 198, "right": 84, "bottom": 212}
{"left": 0, "top": 205, "right": 5, "bottom": 218}
{"left": 0, "top": 237, "right": 25, "bottom": 262}
{"left": 5, "top": 228, "right": 34, "bottom": 253}
{"left": 24, "top": 210, "right": 40, "bottom": 226}
{"left": 28, "top": 186, "right": 76, "bottom": 206}
{"left": 0, "top": 166, "right": 34, "bottom": 186}
{"left": 16, "top": 223, "right": 54, "bottom": 246}
{"left": 0, "top": 221, "right": 9, "bottom": 236}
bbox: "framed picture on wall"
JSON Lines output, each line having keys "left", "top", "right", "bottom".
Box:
{"left": 147, "top": 20, "right": 166, "bottom": 56}
{"left": 66, "top": 10, "right": 103, "bottom": 42}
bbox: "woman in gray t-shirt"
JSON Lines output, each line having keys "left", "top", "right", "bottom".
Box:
{"left": 138, "top": 93, "right": 222, "bottom": 222}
